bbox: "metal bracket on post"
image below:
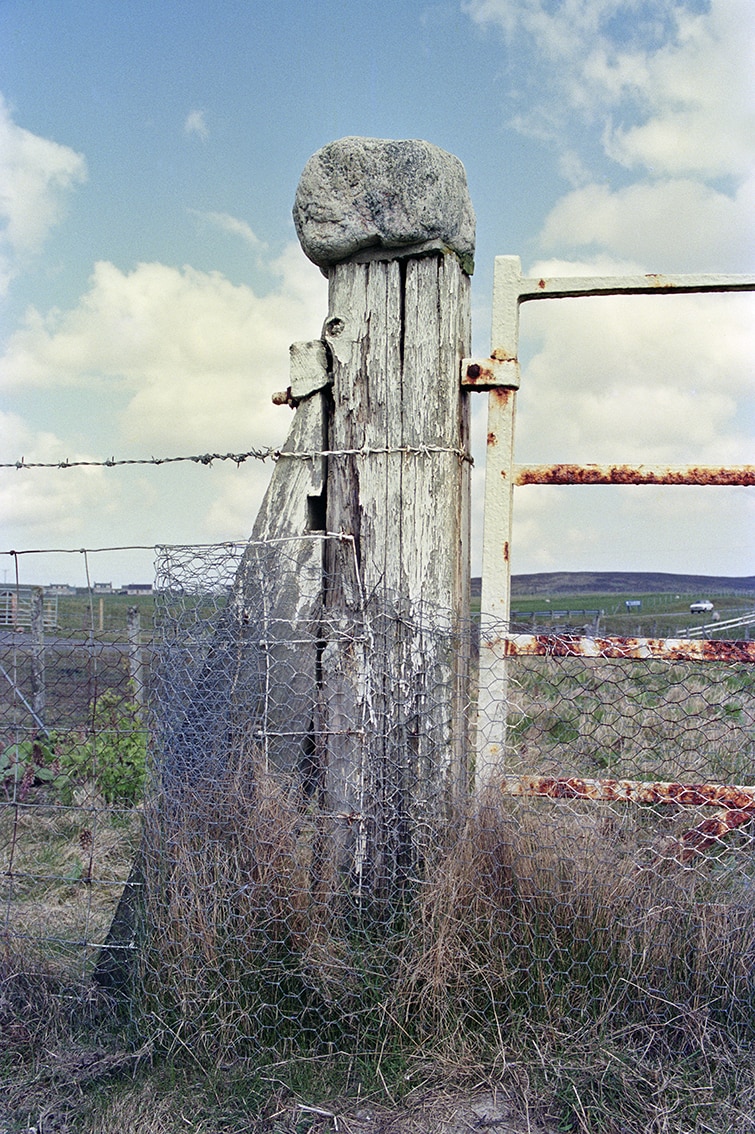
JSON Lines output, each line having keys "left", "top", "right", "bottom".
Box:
{"left": 461, "top": 356, "right": 520, "bottom": 391}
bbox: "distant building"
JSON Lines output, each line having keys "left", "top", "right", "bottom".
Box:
{"left": 120, "top": 583, "right": 153, "bottom": 596}
{"left": 47, "top": 583, "right": 77, "bottom": 595}
{"left": 92, "top": 582, "right": 113, "bottom": 594}
{"left": 0, "top": 586, "right": 58, "bottom": 629}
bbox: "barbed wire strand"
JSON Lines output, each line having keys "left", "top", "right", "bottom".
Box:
{"left": 0, "top": 444, "right": 473, "bottom": 471}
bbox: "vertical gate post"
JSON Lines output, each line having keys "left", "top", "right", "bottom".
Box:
{"left": 293, "top": 137, "right": 475, "bottom": 889}
{"left": 468, "top": 256, "right": 522, "bottom": 783}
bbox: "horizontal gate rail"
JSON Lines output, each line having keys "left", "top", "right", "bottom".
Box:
{"left": 497, "top": 632, "right": 755, "bottom": 664}
{"left": 498, "top": 774, "right": 755, "bottom": 864}
{"left": 514, "top": 463, "right": 755, "bottom": 487}
{"left": 499, "top": 773, "right": 755, "bottom": 811}
{"left": 516, "top": 271, "right": 755, "bottom": 300}
{"left": 682, "top": 610, "right": 755, "bottom": 638}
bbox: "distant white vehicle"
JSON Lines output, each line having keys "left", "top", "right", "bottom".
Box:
{"left": 690, "top": 600, "right": 714, "bottom": 614}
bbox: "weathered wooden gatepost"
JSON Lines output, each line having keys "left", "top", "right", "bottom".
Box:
{"left": 94, "top": 138, "right": 475, "bottom": 987}
{"left": 252, "top": 137, "right": 475, "bottom": 896}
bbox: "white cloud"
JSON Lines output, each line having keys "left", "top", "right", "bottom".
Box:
{"left": 499, "top": 255, "right": 755, "bottom": 573}
{"left": 518, "top": 262, "right": 754, "bottom": 464}
{"left": 602, "top": 1, "right": 755, "bottom": 180}
{"left": 0, "top": 245, "right": 328, "bottom": 550}
{"left": 539, "top": 175, "right": 755, "bottom": 272}
{"left": 189, "top": 209, "right": 264, "bottom": 249}
{"left": 184, "top": 109, "right": 209, "bottom": 140}
{"left": 203, "top": 464, "right": 277, "bottom": 540}
{"left": 465, "top": 0, "right": 754, "bottom": 182}
{"left": 511, "top": 483, "right": 755, "bottom": 575}
{"left": 0, "top": 411, "right": 111, "bottom": 542}
{"left": 0, "top": 93, "right": 87, "bottom": 295}
{"left": 0, "top": 245, "right": 327, "bottom": 450}
{"left": 488, "top": 0, "right": 755, "bottom": 570}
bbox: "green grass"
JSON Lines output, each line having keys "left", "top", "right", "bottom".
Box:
{"left": 508, "top": 590, "right": 753, "bottom": 636}
{"left": 54, "top": 593, "right": 155, "bottom": 636}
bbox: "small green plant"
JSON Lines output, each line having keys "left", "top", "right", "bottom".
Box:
{"left": 0, "top": 733, "right": 69, "bottom": 800}
{"left": 57, "top": 689, "right": 147, "bottom": 805}
{"left": 2, "top": 690, "right": 147, "bottom": 806}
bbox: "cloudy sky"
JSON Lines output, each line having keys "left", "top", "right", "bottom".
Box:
{"left": 1, "top": 0, "right": 753, "bottom": 586}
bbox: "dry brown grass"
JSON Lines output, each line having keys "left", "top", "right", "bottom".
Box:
{"left": 134, "top": 758, "right": 374, "bottom": 1061}
{"left": 3, "top": 773, "right": 755, "bottom": 1132}
{"left": 399, "top": 790, "right": 755, "bottom": 1044}
{"left": 1, "top": 787, "right": 142, "bottom": 979}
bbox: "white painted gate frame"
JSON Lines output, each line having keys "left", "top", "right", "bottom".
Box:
{"left": 465, "top": 256, "right": 755, "bottom": 782}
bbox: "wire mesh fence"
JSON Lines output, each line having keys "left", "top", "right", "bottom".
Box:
{"left": 1, "top": 552, "right": 149, "bottom": 988}
{"left": 2, "top": 539, "right": 754, "bottom": 1072}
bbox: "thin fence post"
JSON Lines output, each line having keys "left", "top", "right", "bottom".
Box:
{"left": 127, "top": 605, "right": 144, "bottom": 709}
{"left": 30, "top": 585, "right": 45, "bottom": 727}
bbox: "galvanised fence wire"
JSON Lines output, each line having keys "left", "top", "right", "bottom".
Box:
{"left": 2, "top": 538, "right": 754, "bottom": 1070}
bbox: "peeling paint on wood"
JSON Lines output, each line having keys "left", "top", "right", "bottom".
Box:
{"left": 322, "top": 250, "right": 473, "bottom": 881}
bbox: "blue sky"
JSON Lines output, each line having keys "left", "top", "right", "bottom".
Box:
{"left": 1, "top": 0, "right": 753, "bottom": 586}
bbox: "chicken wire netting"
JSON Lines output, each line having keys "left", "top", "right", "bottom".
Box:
{"left": 2, "top": 539, "right": 754, "bottom": 1065}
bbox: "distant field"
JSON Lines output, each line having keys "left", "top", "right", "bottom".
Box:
{"left": 472, "top": 572, "right": 755, "bottom": 636}
{"left": 508, "top": 591, "right": 752, "bottom": 635}
{"left": 508, "top": 570, "right": 755, "bottom": 596}
{"left": 54, "top": 592, "right": 155, "bottom": 635}
{"left": 28, "top": 573, "right": 755, "bottom": 638}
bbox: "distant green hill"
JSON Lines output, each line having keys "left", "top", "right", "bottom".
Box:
{"left": 471, "top": 572, "right": 755, "bottom": 598}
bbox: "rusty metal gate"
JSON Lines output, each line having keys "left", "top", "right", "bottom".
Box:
{"left": 464, "top": 256, "right": 755, "bottom": 854}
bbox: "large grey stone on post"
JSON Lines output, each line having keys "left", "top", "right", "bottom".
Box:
{"left": 293, "top": 137, "right": 476, "bottom": 274}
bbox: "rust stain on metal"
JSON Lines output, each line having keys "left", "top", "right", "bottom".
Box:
{"left": 515, "top": 463, "right": 755, "bottom": 487}
{"left": 463, "top": 363, "right": 495, "bottom": 388}
{"left": 500, "top": 774, "right": 755, "bottom": 811}
{"left": 499, "top": 775, "right": 755, "bottom": 864}
{"left": 503, "top": 541, "right": 509, "bottom": 562}
{"left": 491, "top": 348, "right": 516, "bottom": 362}
{"left": 537, "top": 278, "right": 546, "bottom": 289}
{"left": 491, "top": 388, "right": 513, "bottom": 407}
{"left": 676, "top": 809, "right": 754, "bottom": 861}
{"left": 487, "top": 431, "right": 498, "bottom": 447}
{"left": 495, "top": 632, "right": 755, "bottom": 665}
{"left": 272, "top": 387, "right": 294, "bottom": 407}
